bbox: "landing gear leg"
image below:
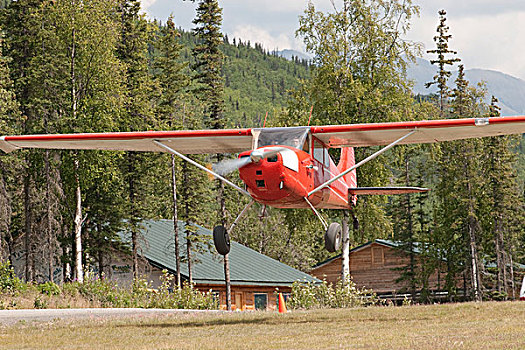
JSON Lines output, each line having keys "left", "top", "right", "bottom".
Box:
{"left": 213, "top": 200, "right": 254, "bottom": 255}
{"left": 304, "top": 197, "right": 342, "bottom": 252}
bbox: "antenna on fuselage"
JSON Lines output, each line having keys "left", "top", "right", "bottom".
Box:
{"left": 307, "top": 105, "right": 314, "bottom": 126}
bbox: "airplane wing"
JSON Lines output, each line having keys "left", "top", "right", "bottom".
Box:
{"left": 0, "top": 129, "right": 253, "bottom": 154}
{"left": 311, "top": 115, "right": 525, "bottom": 148}
{"left": 1, "top": 115, "right": 524, "bottom": 154}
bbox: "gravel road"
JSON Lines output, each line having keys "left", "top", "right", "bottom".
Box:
{"left": 0, "top": 308, "right": 219, "bottom": 325}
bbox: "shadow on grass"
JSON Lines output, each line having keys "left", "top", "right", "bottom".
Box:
{"left": 114, "top": 313, "right": 334, "bottom": 329}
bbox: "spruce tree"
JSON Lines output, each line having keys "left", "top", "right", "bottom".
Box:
{"left": 426, "top": 10, "right": 461, "bottom": 115}
{"left": 481, "top": 97, "right": 523, "bottom": 297}
{"left": 436, "top": 65, "right": 485, "bottom": 301}
{"left": 0, "top": 20, "right": 20, "bottom": 263}
{"left": 117, "top": 0, "right": 158, "bottom": 279}
{"left": 192, "top": 0, "right": 231, "bottom": 308}
{"left": 153, "top": 15, "right": 189, "bottom": 287}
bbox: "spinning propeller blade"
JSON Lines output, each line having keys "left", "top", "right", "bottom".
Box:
{"left": 213, "top": 157, "right": 252, "bottom": 176}
{"left": 212, "top": 147, "right": 287, "bottom": 175}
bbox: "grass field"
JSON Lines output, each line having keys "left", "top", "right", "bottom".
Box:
{"left": 1, "top": 301, "right": 524, "bottom": 349}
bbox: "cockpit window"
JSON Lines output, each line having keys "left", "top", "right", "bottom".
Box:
{"left": 252, "top": 127, "right": 310, "bottom": 151}
{"left": 313, "top": 138, "right": 330, "bottom": 168}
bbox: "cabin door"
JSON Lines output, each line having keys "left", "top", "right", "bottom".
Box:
{"left": 235, "top": 292, "right": 244, "bottom": 311}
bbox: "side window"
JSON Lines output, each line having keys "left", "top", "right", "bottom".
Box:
{"left": 211, "top": 290, "right": 221, "bottom": 307}
{"left": 313, "top": 139, "right": 330, "bottom": 168}
{"left": 313, "top": 140, "right": 324, "bottom": 164}
{"left": 254, "top": 293, "right": 268, "bottom": 310}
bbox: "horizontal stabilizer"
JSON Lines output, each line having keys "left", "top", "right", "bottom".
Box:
{"left": 348, "top": 187, "right": 430, "bottom": 195}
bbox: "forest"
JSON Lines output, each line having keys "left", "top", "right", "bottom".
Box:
{"left": 0, "top": 0, "right": 523, "bottom": 303}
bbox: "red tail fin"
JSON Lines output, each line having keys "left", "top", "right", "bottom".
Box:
{"left": 337, "top": 147, "right": 357, "bottom": 205}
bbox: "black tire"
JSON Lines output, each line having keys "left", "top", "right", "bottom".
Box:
{"left": 324, "top": 222, "right": 342, "bottom": 252}
{"left": 213, "top": 225, "right": 230, "bottom": 255}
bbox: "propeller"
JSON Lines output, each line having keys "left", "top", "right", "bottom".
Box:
{"left": 212, "top": 147, "right": 287, "bottom": 176}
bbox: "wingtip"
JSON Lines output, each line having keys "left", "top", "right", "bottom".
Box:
{"left": 0, "top": 136, "right": 19, "bottom": 153}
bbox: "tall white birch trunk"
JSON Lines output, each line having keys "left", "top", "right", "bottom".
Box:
{"left": 74, "top": 158, "right": 83, "bottom": 283}
{"left": 341, "top": 210, "right": 350, "bottom": 284}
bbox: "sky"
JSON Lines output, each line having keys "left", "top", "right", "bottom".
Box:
{"left": 143, "top": 0, "right": 525, "bottom": 81}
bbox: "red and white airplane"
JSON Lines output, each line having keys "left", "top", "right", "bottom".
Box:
{"left": 1, "top": 115, "right": 525, "bottom": 255}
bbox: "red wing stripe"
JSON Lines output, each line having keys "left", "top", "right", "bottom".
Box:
{"left": 311, "top": 115, "right": 525, "bottom": 133}
{"left": 3, "top": 128, "right": 252, "bottom": 142}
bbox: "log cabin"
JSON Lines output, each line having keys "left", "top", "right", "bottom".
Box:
{"left": 310, "top": 239, "right": 446, "bottom": 299}
{"left": 110, "top": 219, "right": 319, "bottom": 311}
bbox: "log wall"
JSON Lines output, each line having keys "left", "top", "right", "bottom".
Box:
{"left": 311, "top": 243, "right": 445, "bottom": 293}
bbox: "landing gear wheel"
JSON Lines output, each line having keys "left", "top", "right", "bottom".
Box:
{"left": 213, "top": 225, "right": 230, "bottom": 255}
{"left": 324, "top": 222, "right": 342, "bottom": 253}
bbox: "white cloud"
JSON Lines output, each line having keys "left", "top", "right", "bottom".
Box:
{"left": 141, "top": 0, "right": 158, "bottom": 10}
{"left": 143, "top": 0, "right": 525, "bottom": 80}
{"left": 231, "top": 25, "right": 303, "bottom": 51}
{"left": 408, "top": 10, "right": 525, "bottom": 80}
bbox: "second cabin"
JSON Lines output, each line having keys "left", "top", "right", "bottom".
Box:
{"left": 310, "top": 239, "right": 447, "bottom": 299}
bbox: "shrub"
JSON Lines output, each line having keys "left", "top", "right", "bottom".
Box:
{"left": 34, "top": 296, "right": 47, "bottom": 309}
{"left": 147, "top": 270, "right": 218, "bottom": 310}
{"left": 38, "top": 281, "right": 61, "bottom": 296}
{"left": 287, "top": 279, "right": 378, "bottom": 309}
{"left": 0, "top": 260, "right": 26, "bottom": 294}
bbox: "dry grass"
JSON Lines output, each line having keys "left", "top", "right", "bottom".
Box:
{"left": 1, "top": 290, "right": 105, "bottom": 310}
{"left": 1, "top": 301, "right": 525, "bottom": 349}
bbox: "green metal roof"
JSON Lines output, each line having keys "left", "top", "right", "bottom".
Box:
{"left": 120, "top": 219, "right": 319, "bottom": 287}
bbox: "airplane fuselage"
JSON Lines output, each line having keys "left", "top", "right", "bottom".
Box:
{"left": 238, "top": 146, "right": 350, "bottom": 209}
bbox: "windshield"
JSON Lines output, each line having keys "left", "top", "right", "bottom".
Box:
{"left": 252, "top": 127, "right": 310, "bottom": 151}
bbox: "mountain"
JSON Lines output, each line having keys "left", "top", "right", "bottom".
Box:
{"left": 176, "top": 32, "right": 311, "bottom": 128}
{"left": 407, "top": 58, "right": 525, "bottom": 116}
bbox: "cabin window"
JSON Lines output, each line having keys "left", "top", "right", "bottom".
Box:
{"left": 371, "top": 247, "right": 384, "bottom": 266}
{"left": 253, "top": 127, "right": 309, "bottom": 150}
{"left": 313, "top": 139, "right": 330, "bottom": 168}
{"left": 254, "top": 293, "right": 268, "bottom": 310}
{"left": 211, "top": 290, "right": 221, "bottom": 306}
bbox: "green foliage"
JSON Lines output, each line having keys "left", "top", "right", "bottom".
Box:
{"left": 0, "top": 260, "right": 25, "bottom": 294}
{"left": 287, "top": 280, "right": 377, "bottom": 309}
{"left": 33, "top": 295, "right": 47, "bottom": 309}
{"left": 425, "top": 9, "right": 461, "bottom": 114}
{"left": 192, "top": 0, "right": 225, "bottom": 130}
{"left": 37, "top": 281, "right": 61, "bottom": 296}
{"left": 59, "top": 271, "right": 217, "bottom": 309}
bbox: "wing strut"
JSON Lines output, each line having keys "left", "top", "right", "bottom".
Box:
{"left": 307, "top": 130, "right": 417, "bottom": 198}
{"left": 153, "top": 140, "right": 251, "bottom": 198}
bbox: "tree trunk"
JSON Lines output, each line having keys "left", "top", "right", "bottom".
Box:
{"left": 171, "top": 155, "right": 181, "bottom": 287}
{"left": 509, "top": 252, "right": 515, "bottom": 299}
{"left": 224, "top": 253, "right": 231, "bottom": 310}
{"left": 73, "top": 158, "right": 83, "bottom": 283}
{"left": 0, "top": 166, "right": 11, "bottom": 262}
{"left": 127, "top": 152, "right": 139, "bottom": 279}
{"left": 495, "top": 226, "right": 502, "bottom": 292}
{"left": 468, "top": 218, "right": 481, "bottom": 301}
{"left": 98, "top": 250, "right": 104, "bottom": 279}
{"left": 24, "top": 167, "right": 33, "bottom": 282}
{"left": 45, "top": 150, "right": 55, "bottom": 283}
{"left": 186, "top": 228, "right": 192, "bottom": 284}
{"left": 63, "top": 233, "right": 72, "bottom": 283}
{"left": 341, "top": 210, "right": 350, "bottom": 283}
{"left": 500, "top": 230, "right": 508, "bottom": 295}
{"left": 405, "top": 155, "right": 416, "bottom": 301}
{"left": 217, "top": 168, "right": 231, "bottom": 311}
